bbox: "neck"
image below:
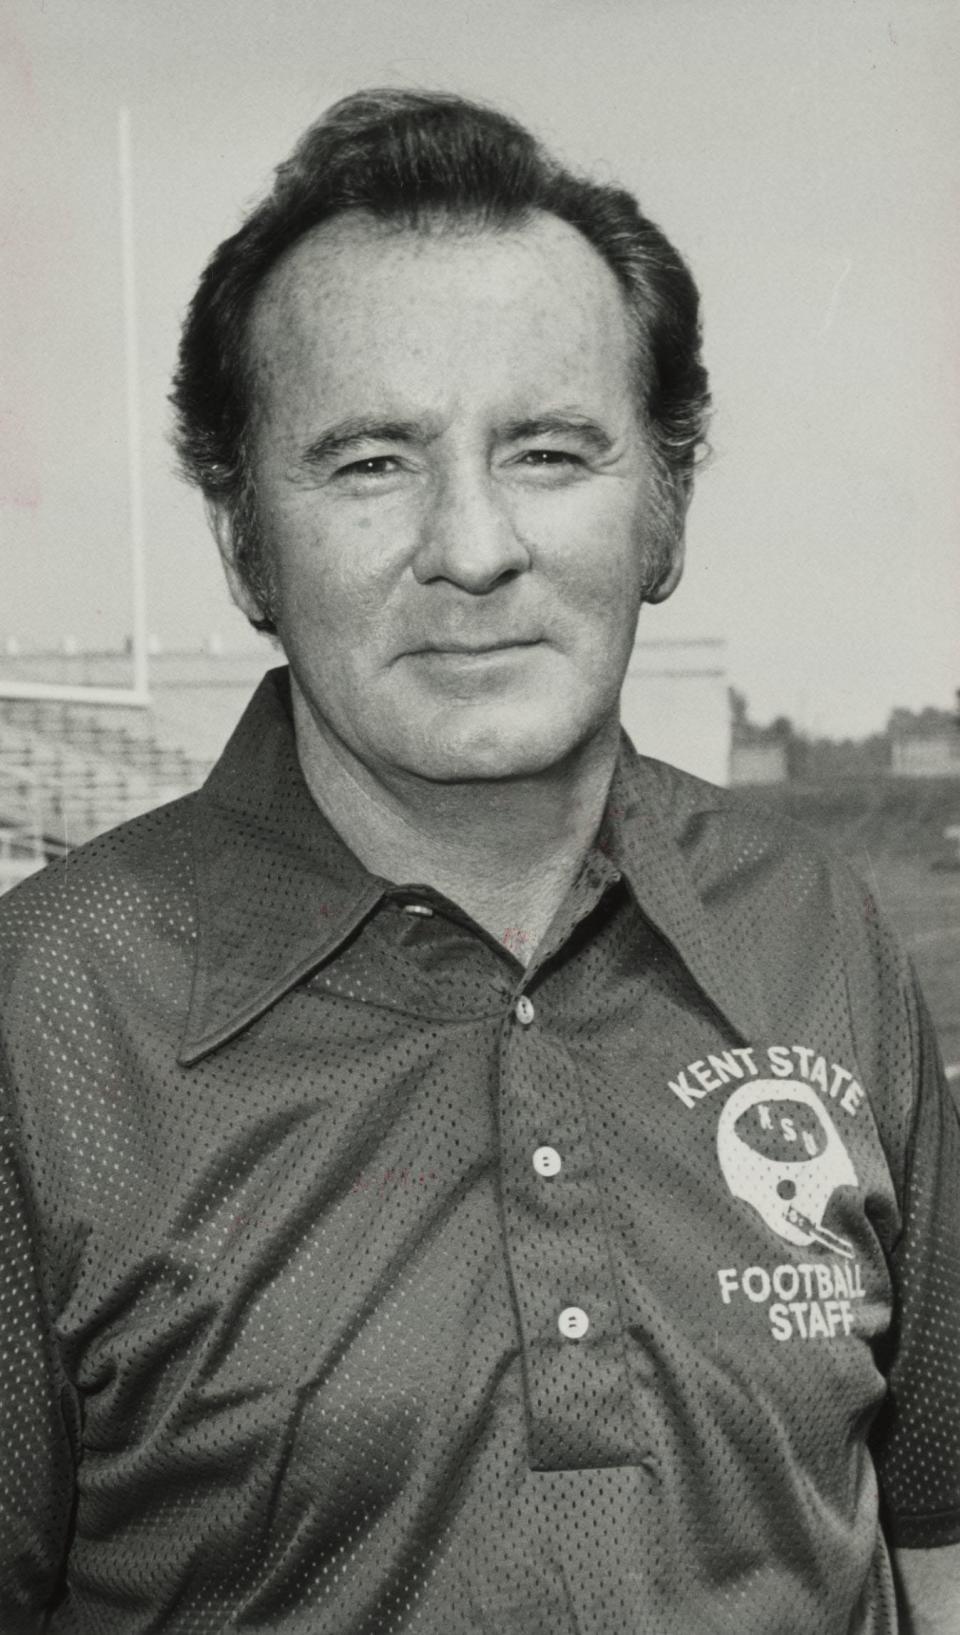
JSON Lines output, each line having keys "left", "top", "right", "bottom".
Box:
{"left": 290, "top": 687, "right": 620, "bottom": 962}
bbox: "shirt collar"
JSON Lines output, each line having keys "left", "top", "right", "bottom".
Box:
{"left": 178, "top": 667, "right": 765, "bottom": 1064}
{"left": 179, "top": 668, "right": 384, "bottom": 1065}
{"left": 603, "top": 748, "right": 770, "bottom": 1044}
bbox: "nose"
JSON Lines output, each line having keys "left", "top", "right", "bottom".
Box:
{"left": 411, "top": 464, "right": 531, "bottom": 592}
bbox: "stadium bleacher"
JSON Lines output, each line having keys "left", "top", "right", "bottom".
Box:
{"left": 0, "top": 696, "right": 210, "bottom": 894}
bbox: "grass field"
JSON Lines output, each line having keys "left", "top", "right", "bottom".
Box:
{"left": 728, "top": 777, "right": 960, "bottom": 1095}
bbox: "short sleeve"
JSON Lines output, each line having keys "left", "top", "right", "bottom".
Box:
{"left": 869, "top": 977, "right": 960, "bottom": 1548}
{"left": 0, "top": 1087, "right": 76, "bottom": 1629}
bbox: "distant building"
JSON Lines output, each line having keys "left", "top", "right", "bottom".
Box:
{"left": 727, "top": 690, "right": 790, "bottom": 786}
{"left": 888, "top": 701, "right": 960, "bottom": 778}
{"left": 619, "top": 638, "right": 730, "bottom": 787}
{"left": 730, "top": 738, "right": 789, "bottom": 786}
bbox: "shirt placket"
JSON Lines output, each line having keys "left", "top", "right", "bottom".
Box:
{"left": 496, "top": 862, "right": 654, "bottom": 1472}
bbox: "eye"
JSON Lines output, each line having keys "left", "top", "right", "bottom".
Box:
{"left": 511, "top": 447, "right": 587, "bottom": 483}
{"left": 335, "top": 455, "right": 401, "bottom": 479}
{"left": 518, "top": 448, "right": 581, "bottom": 467}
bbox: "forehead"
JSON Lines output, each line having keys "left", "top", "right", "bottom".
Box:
{"left": 246, "top": 210, "right": 639, "bottom": 423}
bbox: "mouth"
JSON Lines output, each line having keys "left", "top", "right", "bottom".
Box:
{"left": 413, "top": 639, "right": 542, "bottom": 656}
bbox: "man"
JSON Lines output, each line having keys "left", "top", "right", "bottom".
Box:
{"left": 1, "top": 89, "right": 958, "bottom": 1634}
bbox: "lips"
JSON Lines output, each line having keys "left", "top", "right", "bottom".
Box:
{"left": 414, "top": 638, "right": 541, "bottom": 655}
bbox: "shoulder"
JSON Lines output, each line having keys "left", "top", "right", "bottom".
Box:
{"left": 631, "top": 752, "right": 858, "bottom": 904}
{"left": 0, "top": 792, "right": 200, "bottom": 1017}
{"left": 630, "top": 753, "right": 920, "bottom": 1094}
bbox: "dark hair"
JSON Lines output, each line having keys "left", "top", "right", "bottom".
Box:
{"left": 171, "top": 89, "right": 710, "bottom": 632}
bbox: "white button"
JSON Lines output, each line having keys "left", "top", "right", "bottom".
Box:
{"left": 402, "top": 903, "right": 434, "bottom": 916}
{"left": 558, "top": 1306, "right": 589, "bottom": 1340}
{"left": 515, "top": 995, "right": 535, "bottom": 1025}
{"left": 533, "top": 1146, "right": 561, "bottom": 1177}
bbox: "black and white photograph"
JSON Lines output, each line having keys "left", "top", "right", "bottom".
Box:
{"left": 1, "top": 3, "right": 958, "bottom": 1630}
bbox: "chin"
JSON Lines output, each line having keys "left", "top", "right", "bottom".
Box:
{"left": 390, "top": 704, "right": 596, "bottom": 783}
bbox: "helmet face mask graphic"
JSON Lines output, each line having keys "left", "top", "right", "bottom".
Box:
{"left": 716, "top": 1079, "right": 858, "bottom": 1255}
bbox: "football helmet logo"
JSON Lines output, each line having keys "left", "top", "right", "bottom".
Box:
{"left": 717, "top": 1079, "right": 858, "bottom": 1256}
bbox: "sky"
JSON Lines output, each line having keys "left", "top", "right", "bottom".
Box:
{"left": 1, "top": 0, "right": 958, "bottom": 738}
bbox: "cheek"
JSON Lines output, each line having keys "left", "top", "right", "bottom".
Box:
{"left": 530, "top": 487, "right": 651, "bottom": 614}
{"left": 270, "top": 507, "right": 399, "bottom": 634}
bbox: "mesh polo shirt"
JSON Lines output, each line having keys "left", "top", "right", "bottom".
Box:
{"left": 1, "top": 666, "right": 958, "bottom": 1635}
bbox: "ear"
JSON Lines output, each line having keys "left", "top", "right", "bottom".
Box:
{"left": 645, "top": 475, "right": 692, "bottom": 603}
{"left": 204, "top": 496, "right": 265, "bottom": 624}
{"left": 646, "top": 533, "right": 686, "bottom": 604}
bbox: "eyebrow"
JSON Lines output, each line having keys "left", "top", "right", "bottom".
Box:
{"left": 300, "top": 410, "right": 616, "bottom": 466}
{"left": 302, "top": 418, "right": 438, "bottom": 465}
{"left": 499, "top": 415, "right": 615, "bottom": 455}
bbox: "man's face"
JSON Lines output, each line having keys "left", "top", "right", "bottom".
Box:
{"left": 226, "top": 210, "right": 680, "bottom": 783}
